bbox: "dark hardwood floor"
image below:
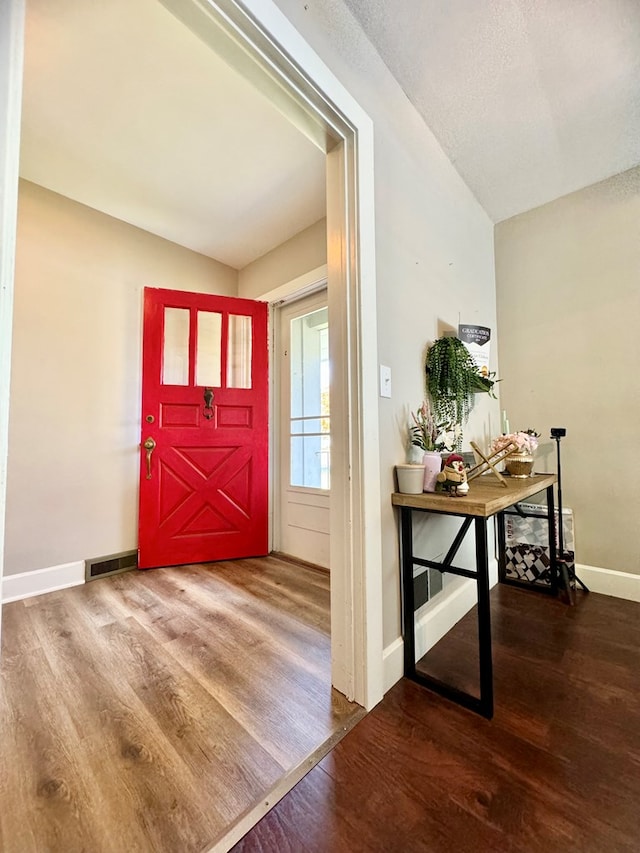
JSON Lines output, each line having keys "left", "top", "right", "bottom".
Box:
{"left": 0, "top": 556, "right": 363, "bottom": 853}
{"left": 234, "top": 585, "right": 640, "bottom": 852}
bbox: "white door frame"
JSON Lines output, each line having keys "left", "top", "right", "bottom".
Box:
{"left": 0, "top": 0, "right": 25, "bottom": 638}
{"left": 0, "top": 0, "right": 384, "bottom": 710}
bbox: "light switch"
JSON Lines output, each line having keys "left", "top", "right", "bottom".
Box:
{"left": 380, "top": 364, "right": 392, "bottom": 398}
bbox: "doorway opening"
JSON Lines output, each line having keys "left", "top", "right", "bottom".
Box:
{"left": 0, "top": 0, "right": 383, "bottom": 710}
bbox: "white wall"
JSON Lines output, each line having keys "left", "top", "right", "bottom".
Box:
{"left": 238, "top": 218, "right": 326, "bottom": 299}
{"left": 496, "top": 166, "right": 640, "bottom": 576}
{"left": 272, "top": 0, "right": 499, "bottom": 648}
{"left": 5, "top": 180, "right": 237, "bottom": 576}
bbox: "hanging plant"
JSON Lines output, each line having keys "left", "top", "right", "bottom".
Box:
{"left": 425, "top": 336, "right": 497, "bottom": 427}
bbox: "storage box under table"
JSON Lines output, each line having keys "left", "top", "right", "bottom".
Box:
{"left": 502, "top": 502, "right": 575, "bottom": 588}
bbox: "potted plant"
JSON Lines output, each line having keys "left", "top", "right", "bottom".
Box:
{"left": 425, "top": 336, "right": 497, "bottom": 427}
{"left": 410, "top": 401, "right": 462, "bottom": 491}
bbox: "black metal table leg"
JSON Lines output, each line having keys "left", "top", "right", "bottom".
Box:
{"left": 400, "top": 507, "right": 416, "bottom": 678}
{"left": 496, "top": 510, "right": 507, "bottom": 583}
{"left": 398, "top": 507, "right": 494, "bottom": 719}
{"left": 475, "top": 517, "right": 493, "bottom": 719}
{"left": 546, "top": 483, "right": 558, "bottom": 594}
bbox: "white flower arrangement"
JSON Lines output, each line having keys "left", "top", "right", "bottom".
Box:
{"left": 435, "top": 422, "right": 463, "bottom": 453}
{"left": 410, "top": 401, "right": 463, "bottom": 453}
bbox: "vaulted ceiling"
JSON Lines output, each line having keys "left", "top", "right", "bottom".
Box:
{"left": 19, "top": 0, "right": 327, "bottom": 269}
{"left": 20, "top": 0, "right": 640, "bottom": 266}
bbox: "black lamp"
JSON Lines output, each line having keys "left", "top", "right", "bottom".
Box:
{"left": 550, "top": 428, "right": 588, "bottom": 603}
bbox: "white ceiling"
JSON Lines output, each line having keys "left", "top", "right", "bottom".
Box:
{"left": 20, "top": 0, "right": 640, "bottom": 256}
{"left": 19, "top": 0, "right": 327, "bottom": 269}
{"left": 343, "top": 0, "right": 640, "bottom": 221}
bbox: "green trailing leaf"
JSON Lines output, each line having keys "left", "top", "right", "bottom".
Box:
{"left": 468, "top": 372, "right": 499, "bottom": 395}
{"left": 425, "top": 336, "right": 497, "bottom": 427}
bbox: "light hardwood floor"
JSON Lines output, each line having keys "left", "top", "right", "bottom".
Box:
{"left": 0, "top": 556, "right": 364, "bottom": 853}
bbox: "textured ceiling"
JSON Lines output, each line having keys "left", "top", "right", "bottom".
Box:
{"left": 20, "top": 0, "right": 327, "bottom": 269}
{"left": 343, "top": 0, "right": 640, "bottom": 221}
{"left": 20, "top": 0, "right": 640, "bottom": 250}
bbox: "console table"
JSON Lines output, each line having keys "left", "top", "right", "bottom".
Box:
{"left": 392, "top": 473, "right": 557, "bottom": 719}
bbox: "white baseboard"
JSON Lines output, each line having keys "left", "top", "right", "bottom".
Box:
{"left": 575, "top": 563, "right": 640, "bottom": 602}
{"left": 382, "top": 637, "right": 404, "bottom": 693}
{"left": 382, "top": 560, "right": 640, "bottom": 692}
{"left": 2, "top": 561, "right": 85, "bottom": 603}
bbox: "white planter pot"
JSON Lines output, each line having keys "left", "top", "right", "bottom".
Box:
{"left": 396, "top": 464, "right": 426, "bottom": 494}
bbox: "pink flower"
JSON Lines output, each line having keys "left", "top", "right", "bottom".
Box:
{"left": 491, "top": 431, "right": 538, "bottom": 455}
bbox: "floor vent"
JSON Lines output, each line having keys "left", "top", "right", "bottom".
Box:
{"left": 85, "top": 550, "right": 138, "bottom": 582}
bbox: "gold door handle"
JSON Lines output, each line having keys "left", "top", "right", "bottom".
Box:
{"left": 143, "top": 437, "right": 156, "bottom": 479}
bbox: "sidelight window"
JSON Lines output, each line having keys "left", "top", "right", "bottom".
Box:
{"left": 289, "top": 307, "right": 330, "bottom": 489}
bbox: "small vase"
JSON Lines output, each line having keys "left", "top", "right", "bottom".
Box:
{"left": 505, "top": 450, "right": 534, "bottom": 478}
{"left": 422, "top": 451, "right": 442, "bottom": 492}
{"left": 396, "top": 464, "right": 426, "bottom": 494}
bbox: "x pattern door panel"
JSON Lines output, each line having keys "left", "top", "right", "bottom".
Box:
{"left": 158, "top": 446, "right": 253, "bottom": 535}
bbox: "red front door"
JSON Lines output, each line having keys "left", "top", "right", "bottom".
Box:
{"left": 138, "top": 287, "right": 268, "bottom": 569}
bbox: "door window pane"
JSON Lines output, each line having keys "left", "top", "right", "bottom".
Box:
{"left": 227, "top": 314, "right": 252, "bottom": 388}
{"left": 162, "top": 308, "right": 189, "bottom": 385}
{"left": 196, "top": 311, "right": 222, "bottom": 387}
{"left": 290, "top": 434, "right": 330, "bottom": 489}
{"left": 289, "top": 307, "right": 330, "bottom": 488}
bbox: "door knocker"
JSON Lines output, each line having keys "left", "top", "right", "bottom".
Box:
{"left": 203, "top": 387, "right": 214, "bottom": 420}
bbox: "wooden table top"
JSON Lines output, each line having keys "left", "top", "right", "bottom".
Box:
{"left": 391, "top": 473, "right": 556, "bottom": 518}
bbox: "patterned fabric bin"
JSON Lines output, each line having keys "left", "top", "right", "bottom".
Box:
{"left": 503, "top": 503, "right": 575, "bottom": 588}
